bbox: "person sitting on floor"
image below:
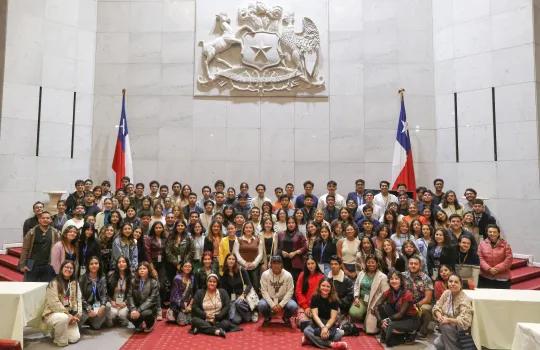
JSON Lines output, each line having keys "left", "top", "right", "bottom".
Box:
{"left": 79, "top": 256, "right": 110, "bottom": 329}
{"left": 302, "top": 278, "right": 349, "bottom": 350}
{"left": 326, "top": 255, "right": 354, "bottom": 321}
{"left": 190, "top": 274, "right": 238, "bottom": 337}
{"left": 350, "top": 255, "right": 389, "bottom": 334}
{"left": 168, "top": 261, "right": 195, "bottom": 326}
{"left": 42, "top": 260, "right": 82, "bottom": 347}
{"left": 376, "top": 269, "right": 420, "bottom": 347}
{"left": 258, "top": 255, "right": 298, "bottom": 327}
{"left": 432, "top": 274, "right": 473, "bottom": 350}
{"left": 127, "top": 261, "right": 160, "bottom": 333}
{"left": 402, "top": 255, "right": 433, "bottom": 339}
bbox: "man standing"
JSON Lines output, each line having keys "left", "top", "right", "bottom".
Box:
{"left": 358, "top": 192, "right": 383, "bottom": 222}
{"left": 295, "top": 180, "right": 318, "bottom": 209}
{"left": 170, "top": 181, "right": 182, "bottom": 206}
{"left": 471, "top": 199, "right": 496, "bottom": 240}
{"left": 214, "top": 192, "right": 226, "bottom": 213}
{"left": 347, "top": 179, "right": 366, "bottom": 208}
{"left": 62, "top": 204, "right": 86, "bottom": 232}
{"left": 183, "top": 193, "right": 203, "bottom": 218}
{"left": 402, "top": 256, "right": 433, "bottom": 339}
{"left": 373, "top": 181, "right": 398, "bottom": 211}
{"left": 66, "top": 179, "right": 86, "bottom": 215}
{"left": 197, "top": 186, "right": 214, "bottom": 208}
{"left": 447, "top": 214, "right": 477, "bottom": 249}
{"left": 19, "top": 211, "right": 60, "bottom": 282}
{"left": 317, "top": 180, "right": 346, "bottom": 210}
{"left": 432, "top": 178, "right": 445, "bottom": 205}
{"left": 301, "top": 194, "right": 316, "bottom": 221}
{"left": 323, "top": 195, "right": 339, "bottom": 223}
{"left": 132, "top": 183, "right": 146, "bottom": 211}
{"left": 83, "top": 192, "right": 100, "bottom": 217}
{"left": 284, "top": 183, "right": 297, "bottom": 207}
{"left": 251, "top": 184, "right": 272, "bottom": 210}
{"left": 23, "top": 202, "right": 44, "bottom": 237}
{"left": 462, "top": 188, "right": 491, "bottom": 215}
{"left": 258, "top": 256, "right": 298, "bottom": 327}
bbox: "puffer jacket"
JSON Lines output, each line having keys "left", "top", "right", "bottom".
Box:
{"left": 478, "top": 238, "right": 512, "bottom": 280}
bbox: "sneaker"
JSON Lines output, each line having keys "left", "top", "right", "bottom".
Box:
{"left": 331, "top": 341, "right": 349, "bottom": 350}
{"left": 263, "top": 318, "right": 271, "bottom": 326}
{"left": 251, "top": 312, "right": 259, "bottom": 322}
{"left": 144, "top": 322, "right": 155, "bottom": 333}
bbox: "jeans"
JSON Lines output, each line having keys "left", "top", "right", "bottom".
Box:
{"left": 229, "top": 298, "right": 252, "bottom": 324}
{"left": 303, "top": 323, "right": 344, "bottom": 349}
{"left": 257, "top": 299, "right": 298, "bottom": 321}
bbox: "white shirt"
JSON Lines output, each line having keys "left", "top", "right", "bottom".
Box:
{"left": 359, "top": 203, "right": 384, "bottom": 221}
{"left": 317, "top": 193, "right": 346, "bottom": 210}
{"left": 373, "top": 192, "right": 398, "bottom": 211}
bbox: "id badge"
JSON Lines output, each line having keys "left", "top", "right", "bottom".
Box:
{"left": 157, "top": 254, "right": 162, "bottom": 263}
{"left": 92, "top": 303, "right": 100, "bottom": 313}
{"left": 63, "top": 296, "right": 70, "bottom": 307}
{"left": 115, "top": 294, "right": 124, "bottom": 304}
{"left": 231, "top": 293, "right": 237, "bottom": 301}
{"left": 80, "top": 266, "right": 86, "bottom": 275}
{"left": 363, "top": 294, "right": 369, "bottom": 303}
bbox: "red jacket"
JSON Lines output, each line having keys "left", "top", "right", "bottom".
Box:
{"left": 478, "top": 238, "right": 513, "bottom": 280}
{"left": 295, "top": 271, "right": 324, "bottom": 309}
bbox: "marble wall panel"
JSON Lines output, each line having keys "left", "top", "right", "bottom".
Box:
{"left": 453, "top": 0, "right": 490, "bottom": 22}
{"left": 260, "top": 98, "right": 295, "bottom": 129}
{"left": 496, "top": 160, "right": 540, "bottom": 200}
{"left": 225, "top": 162, "right": 261, "bottom": 190}
{"left": 491, "top": 6, "right": 533, "bottom": 50}
{"left": 0, "top": 155, "right": 38, "bottom": 192}
{"left": 73, "top": 125, "right": 93, "bottom": 159}
{"left": 45, "top": 0, "right": 79, "bottom": 27}
{"left": 78, "top": 0, "right": 97, "bottom": 32}
{"left": 455, "top": 162, "right": 498, "bottom": 199}
{"left": 41, "top": 88, "right": 74, "bottom": 124}
{"left": 2, "top": 83, "right": 40, "bottom": 121}
{"left": 491, "top": 0, "right": 530, "bottom": 14}
{"left": 159, "top": 95, "right": 193, "bottom": 127}
{"left": 260, "top": 128, "right": 294, "bottom": 162}
{"left": 453, "top": 18, "right": 491, "bottom": 58}
{"left": 161, "top": 32, "right": 195, "bottom": 64}
{"left": 492, "top": 44, "right": 535, "bottom": 86}
{"left": 129, "top": 2, "right": 163, "bottom": 33}
{"left": 192, "top": 127, "right": 227, "bottom": 161}
{"left": 192, "top": 98, "right": 227, "bottom": 128}
{"left": 44, "top": 22, "right": 78, "bottom": 60}
{"left": 435, "top": 128, "right": 457, "bottom": 163}
{"left": 329, "top": 129, "right": 364, "bottom": 163}
{"left": 454, "top": 52, "right": 492, "bottom": 91}
{"left": 157, "top": 127, "right": 193, "bottom": 161}
{"left": 38, "top": 121, "right": 74, "bottom": 158}
{"left": 161, "top": 63, "right": 193, "bottom": 95}
{"left": 329, "top": 162, "right": 365, "bottom": 191}
{"left": 329, "top": 95, "right": 363, "bottom": 130}
{"left": 162, "top": 0, "right": 195, "bottom": 32}
{"left": 457, "top": 125, "right": 494, "bottom": 162}
{"left": 0, "top": 118, "right": 38, "bottom": 156}
{"left": 434, "top": 60, "right": 456, "bottom": 94}
{"left": 96, "top": 33, "right": 130, "bottom": 63}
{"left": 434, "top": 27, "right": 454, "bottom": 61}
{"left": 97, "top": 1, "right": 129, "bottom": 33}
{"left": 294, "top": 99, "right": 330, "bottom": 129}
{"left": 457, "top": 89, "right": 492, "bottom": 127}
{"left": 259, "top": 161, "right": 295, "bottom": 192}
{"left": 410, "top": 129, "right": 436, "bottom": 163}
{"left": 157, "top": 160, "right": 192, "bottom": 186}
{"left": 293, "top": 162, "right": 330, "bottom": 195}
{"left": 188, "top": 160, "right": 228, "bottom": 189}
{"left": 226, "top": 128, "right": 260, "bottom": 162}
{"left": 329, "top": 0, "right": 363, "bottom": 31}
{"left": 35, "top": 157, "right": 90, "bottom": 191}
{"left": 364, "top": 129, "right": 395, "bottom": 163}
{"left": 226, "top": 98, "right": 260, "bottom": 128}
{"left": 496, "top": 121, "right": 539, "bottom": 161}
{"left": 294, "top": 129, "right": 329, "bottom": 162}
{"left": 4, "top": 44, "right": 44, "bottom": 86}
{"left": 129, "top": 33, "right": 162, "bottom": 63}
{"left": 435, "top": 94, "right": 455, "bottom": 129}
{"left": 495, "top": 82, "right": 536, "bottom": 123}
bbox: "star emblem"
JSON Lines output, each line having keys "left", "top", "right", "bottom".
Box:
{"left": 401, "top": 120, "right": 408, "bottom": 134}
{"left": 250, "top": 42, "right": 272, "bottom": 61}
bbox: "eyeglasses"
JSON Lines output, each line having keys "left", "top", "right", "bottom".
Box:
{"left": 63, "top": 266, "right": 74, "bottom": 271}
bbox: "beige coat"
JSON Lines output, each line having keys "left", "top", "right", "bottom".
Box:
{"left": 432, "top": 289, "right": 473, "bottom": 330}
{"left": 353, "top": 270, "right": 389, "bottom": 333}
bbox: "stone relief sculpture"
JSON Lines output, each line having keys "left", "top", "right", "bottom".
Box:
{"left": 197, "top": 1, "right": 325, "bottom": 94}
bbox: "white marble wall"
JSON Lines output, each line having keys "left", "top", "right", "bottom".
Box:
{"left": 0, "top": 0, "right": 96, "bottom": 245}
{"left": 91, "top": 0, "right": 436, "bottom": 198}
{"left": 433, "top": 0, "right": 540, "bottom": 257}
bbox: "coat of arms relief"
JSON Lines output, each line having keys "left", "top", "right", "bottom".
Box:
{"left": 195, "top": 1, "right": 327, "bottom": 96}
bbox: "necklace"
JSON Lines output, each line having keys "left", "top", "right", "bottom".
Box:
{"left": 271, "top": 272, "right": 283, "bottom": 294}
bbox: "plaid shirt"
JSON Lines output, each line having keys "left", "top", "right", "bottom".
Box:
{"left": 402, "top": 271, "right": 433, "bottom": 304}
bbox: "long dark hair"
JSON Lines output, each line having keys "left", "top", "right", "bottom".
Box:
{"left": 85, "top": 256, "right": 103, "bottom": 278}
{"left": 80, "top": 222, "right": 97, "bottom": 244}
{"left": 222, "top": 253, "right": 239, "bottom": 275}
{"left": 302, "top": 255, "right": 322, "bottom": 294}
{"left": 53, "top": 260, "right": 77, "bottom": 297}
{"left": 149, "top": 221, "right": 165, "bottom": 238}
{"left": 110, "top": 256, "right": 133, "bottom": 292}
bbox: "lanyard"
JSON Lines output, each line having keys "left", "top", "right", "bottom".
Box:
{"left": 91, "top": 281, "right": 98, "bottom": 299}
{"left": 139, "top": 280, "right": 145, "bottom": 293}
{"left": 319, "top": 241, "right": 327, "bottom": 262}
{"left": 64, "top": 282, "right": 71, "bottom": 297}
{"left": 118, "top": 278, "right": 125, "bottom": 292}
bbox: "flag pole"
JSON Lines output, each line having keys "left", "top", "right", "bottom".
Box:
{"left": 398, "top": 88, "right": 405, "bottom": 98}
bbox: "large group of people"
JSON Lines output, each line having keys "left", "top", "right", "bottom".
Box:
{"left": 19, "top": 177, "right": 512, "bottom": 349}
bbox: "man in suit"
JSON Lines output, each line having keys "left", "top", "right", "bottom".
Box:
{"left": 347, "top": 178, "right": 366, "bottom": 207}
{"left": 471, "top": 198, "right": 496, "bottom": 239}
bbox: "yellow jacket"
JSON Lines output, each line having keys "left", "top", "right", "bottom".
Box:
{"left": 218, "top": 237, "right": 236, "bottom": 275}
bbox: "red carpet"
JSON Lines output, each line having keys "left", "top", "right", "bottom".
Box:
{"left": 120, "top": 320, "right": 383, "bottom": 350}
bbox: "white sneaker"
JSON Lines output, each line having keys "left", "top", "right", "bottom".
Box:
{"left": 251, "top": 312, "right": 259, "bottom": 322}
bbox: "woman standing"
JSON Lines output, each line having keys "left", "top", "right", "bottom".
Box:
{"left": 439, "top": 191, "right": 464, "bottom": 218}
{"left": 274, "top": 209, "right": 288, "bottom": 233}
{"left": 311, "top": 226, "right": 337, "bottom": 275}
{"left": 191, "top": 274, "right": 237, "bottom": 337}
{"left": 79, "top": 256, "right": 109, "bottom": 329}
{"left": 295, "top": 256, "right": 324, "bottom": 328}
{"left": 380, "top": 239, "right": 405, "bottom": 274}
{"left": 382, "top": 209, "right": 398, "bottom": 235}
{"left": 78, "top": 223, "right": 100, "bottom": 276}
{"left": 191, "top": 221, "right": 206, "bottom": 272}
{"left": 204, "top": 221, "right": 223, "bottom": 272}
{"left": 166, "top": 220, "right": 195, "bottom": 282}
{"left": 233, "top": 222, "right": 262, "bottom": 294}
{"left": 106, "top": 256, "right": 132, "bottom": 326}
{"left": 432, "top": 274, "right": 473, "bottom": 350}
{"left": 51, "top": 225, "right": 79, "bottom": 275}
{"left": 278, "top": 217, "right": 308, "bottom": 282}
{"left": 355, "top": 236, "right": 382, "bottom": 272}
{"left": 417, "top": 224, "right": 434, "bottom": 261}
{"left": 294, "top": 208, "right": 307, "bottom": 236}
{"left": 337, "top": 224, "right": 360, "bottom": 281}
{"left": 169, "top": 261, "right": 195, "bottom": 326}
{"left": 112, "top": 223, "right": 139, "bottom": 273}
{"left": 218, "top": 222, "right": 238, "bottom": 274}
{"left": 478, "top": 224, "right": 513, "bottom": 289}
{"left": 127, "top": 262, "right": 160, "bottom": 332}
{"left": 350, "top": 255, "right": 389, "bottom": 333}
{"left": 220, "top": 254, "right": 254, "bottom": 324}
{"left": 390, "top": 221, "right": 415, "bottom": 251}
{"left": 305, "top": 221, "right": 320, "bottom": 254}
{"left": 434, "top": 210, "right": 450, "bottom": 231}
{"left": 98, "top": 225, "right": 115, "bottom": 273}
{"left": 144, "top": 221, "right": 168, "bottom": 319}
{"left": 377, "top": 270, "right": 420, "bottom": 347}
{"left": 259, "top": 218, "right": 278, "bottom": 271}
{"left": 427, "top": 228, "right": 457, "bottom": 278}
{"left": 42, "top": 260, "right": 82, "bottom": 347}
{"left": 302, "top": 278, "right": 349, "bottom": 350}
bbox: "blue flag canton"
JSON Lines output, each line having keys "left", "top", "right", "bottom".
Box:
{"left": 395, "top": 99, "right": 411, "bottom": 152}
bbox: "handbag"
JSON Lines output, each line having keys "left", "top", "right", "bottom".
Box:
{"left": 239, "top": 269, "right": 259, "bottom": 311}
{"left": 457, "top": 328, "right": 476, "bottom": 350}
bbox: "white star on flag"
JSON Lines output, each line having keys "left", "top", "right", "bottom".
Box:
{"left": 401, "top": 120, "right": 408, "bottom": 134}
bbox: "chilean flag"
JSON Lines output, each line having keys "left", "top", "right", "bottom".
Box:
{"left": 391, "top": 93, "right": 416, "bottom": 197}
{"left": 111, "top": 91, "right": 133, "bottom": 190}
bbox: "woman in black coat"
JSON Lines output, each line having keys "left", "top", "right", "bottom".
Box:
{"left": 427, "top": 228, "right": 458, "bottom": 277}
{"left": 78, "top": 222, "right": 101, "bottom": 275}
{"left": 191, "top": 274, "right": 239, "bottom": 337}
{"left": 127, "top": 261, "right": 160, "bottom": 332}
